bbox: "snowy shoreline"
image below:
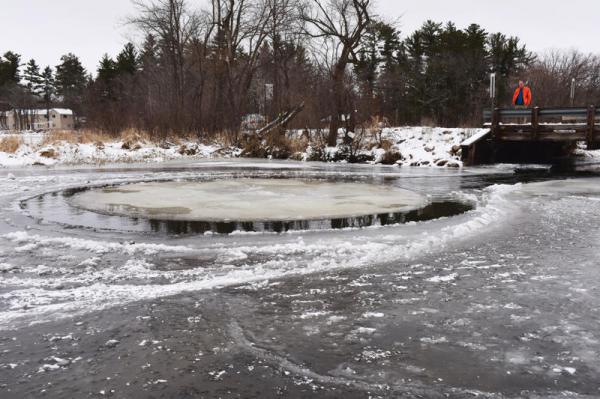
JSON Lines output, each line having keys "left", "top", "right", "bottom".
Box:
{"left": 0, "top": 127, "right": 485, "bottom": 168}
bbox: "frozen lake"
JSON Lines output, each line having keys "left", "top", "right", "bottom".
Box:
{"left": 1, "top": 159, "right": 600, "bottom": 398}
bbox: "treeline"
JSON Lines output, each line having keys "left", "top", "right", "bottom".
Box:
{"left": 0, "top": 53, "right": 87, "bottom": 117}
{"left": 1, "top": 0, "right": 600, "bottom": 141}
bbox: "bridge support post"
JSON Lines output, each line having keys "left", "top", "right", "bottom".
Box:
{"left": 587, "top": 105, "right": 596, "bottom": 149}
{"left": 491, "top": 109, "right": 499, "bottom": 138}
{"left": 532, "top": 107, "right": 540, "bottom": 141}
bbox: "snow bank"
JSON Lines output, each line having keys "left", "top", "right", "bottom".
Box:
{"left": 0, "top": 127, "right": 484, "bottom": 168}
{"left": 302, "top": 127, "right": 486, "bottom": 168}
{"left": 0, "top": 132, "right": 232, "bottom": 167}
{"left": 379, "top": 127, "right": 485, "bottom": 167}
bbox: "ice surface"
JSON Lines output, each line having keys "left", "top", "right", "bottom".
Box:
{"left": 2, "top": 160, "right": 600, "bottom": 397}
{"left": 69, "top": 179, "right": 427, "bottom": 222}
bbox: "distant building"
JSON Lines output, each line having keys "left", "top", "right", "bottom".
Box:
{"left": 1, "top": 108, "right": 75, "bottom": 131}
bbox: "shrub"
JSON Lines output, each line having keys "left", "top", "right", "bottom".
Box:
{"left": 0, "top": 136, "right": 22, "bottom": 153}
{"left": 241, "top": 135, "right": 268, "bottom": 158}
{"left": 241, "top": 133, "right": 309, "bottom": 160}
{"left": 39, "top": 148, "right": 58, "bottom": 158}
{"left": 380, "top": 149, "right": 402, "bottom": 165}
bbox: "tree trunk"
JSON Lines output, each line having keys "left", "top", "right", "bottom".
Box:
{"left": 328, "top": 61, "right": 346, "bottom": 146}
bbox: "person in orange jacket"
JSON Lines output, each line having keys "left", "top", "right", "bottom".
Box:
{"left": 512, "top": 80, "right": 532, "bottom": 107}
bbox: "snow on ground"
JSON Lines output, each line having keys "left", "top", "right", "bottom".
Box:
{"left": 0, "top": 131, "right": 230, "bottom": 167}
{"left": 302, "top": 127, "right": 486, "bottom": 168}
{"left": 377, "top": 127, "right": 485, "bottom": 167}
{"left": 0, "top": 127, "right": 484, "bottom": 168}
{"left": 576, "top": 145, "right": 600, "bottom": 160}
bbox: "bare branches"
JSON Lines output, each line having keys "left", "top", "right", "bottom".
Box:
{"left": 298, "top": 0, "right": 373, "bottom": 145}
{"left": 84, "top": 0, "right": 374, "bottom": 137}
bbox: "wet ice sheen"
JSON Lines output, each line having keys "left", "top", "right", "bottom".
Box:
{"left": 3, "top": 161, "right": 600, "bottom": 397}
{"left": 68, "top": 178, "right": 426, "bottom": 222}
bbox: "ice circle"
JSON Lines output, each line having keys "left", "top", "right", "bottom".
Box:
{"left": 68, "top": 178, "right": 427, "bottom": 223}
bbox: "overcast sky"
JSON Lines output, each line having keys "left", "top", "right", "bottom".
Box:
{"left": 2, "top": 0, "right": 599, "bottom": 74}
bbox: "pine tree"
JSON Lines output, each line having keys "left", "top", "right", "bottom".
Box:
{"left": 116, "top": 43, "right": 139, "bottom": 75}
{"left": 55, "top": 53, "right": 88, "bottom": 107}
{"left": 140, "top": 34, "right": 159, "bottom": 71}
{"left": 0, "top": 51, "right": 21, "bottom": 86}
{"left": 97, "top": 54, "right": 117, "bottom": 100}
{"left": 23, "top": 59, "right": 42, "bottom": 96}
{"left": 38, "top": 66, "right": 55, "bottom": 109}
{"left": 97, "top": 54, "right": 117, "bottom": 83}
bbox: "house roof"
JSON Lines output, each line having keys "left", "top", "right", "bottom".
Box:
{"left": 51, "top": 108, "right": 73, "bottom": 115}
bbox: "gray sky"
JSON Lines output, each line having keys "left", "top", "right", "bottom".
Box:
{"left": 2, "top": 0, "right": 599, "bottom": 74}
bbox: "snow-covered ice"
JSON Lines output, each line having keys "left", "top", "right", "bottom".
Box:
{"left": 69, "top": 178, "right": 426, "bottom": 222}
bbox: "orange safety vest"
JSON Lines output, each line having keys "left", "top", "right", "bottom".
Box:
{"left": 512, "top": 86, "right": 532, "bottom": 106}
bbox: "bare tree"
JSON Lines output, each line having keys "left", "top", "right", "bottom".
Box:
{"left": 186, "top": 11, "right": 216, "bottom": 135}
{"left": 263, "top": 0, "right": 304, "bottom": 114}
{"left": 300, "top": 0, "right": 372, "bottom": 146}
{"left": 528, "top": 50, "right": 600, "bottom": 107}
{"left": 130, "top": 0, "right": 201, "bottom": 133}
{"left": 208, "top": 0, "right": 274, "bottom": 134}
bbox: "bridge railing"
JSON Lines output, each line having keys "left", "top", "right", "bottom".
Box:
{"left": 483, "top": 106, "right": 598, "bottom": 121}
{"left": 482, "top": 106, "right": 599, "bottom": 145}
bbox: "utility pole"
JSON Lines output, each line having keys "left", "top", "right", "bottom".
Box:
{"left": 490, "top": 73, "right": 497, "bottom": 111}
{"left": 489, "top": 73, "right": 498, "bottom": 144}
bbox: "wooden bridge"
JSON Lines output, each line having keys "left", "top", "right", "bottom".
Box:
{"left": 462, "top": 105, "right": 599, "bottom": 165}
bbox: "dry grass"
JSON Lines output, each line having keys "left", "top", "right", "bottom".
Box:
{"left": 79, "top": 130, "right": 116, "bottom": 144}
{"left": 240, "top": 132, "right": 310, "bottom": 159}
{"left": 379, "top": 138, "right": 394, "bottom": 151}
{"left": 362, "top": 116, "right": 392, "bottom": 149}
{"left": 120, "top": 128, "right": 152, "bottom": 144}
{"left": 0, "top": 136, "right": 23, "bottom": 153}
{"left": 287, "top": 135, "right": 310, "bottom": 154}
{"left": 41, "top": 130, "right": 115, "bottom": 146}
{"left": 40, "top": 129, "right": 159, "bottom": 147}
{"left": 212, "top": 131, "right": 239, "bottom": 147}
{"left": 41, "top": 130, "right": 79, "bottom": 146}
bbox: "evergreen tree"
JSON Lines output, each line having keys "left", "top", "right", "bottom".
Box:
{"left": 97, "top": 54, "right": 117, "bottom": 83}
{"left": 0, "top": 51, "right": 21, "bottom": 86}
{"left": 38, "top": 66, "right": 55, "bottom": 108}
{"left": 96, "top": 54, "right": 117, "bottom": 100}
{"left": 55, "top": 53, "right": 88, "bottom": 107}
{"left": 116, "top": 43, "right": 139, "bottom": 75}
{"left": 140, "top": 34, "right": 159, "bottom": 71}
{"left": 23, "top": 59, "right": 43, "bottom": 96}
{"left": 355, "top": 22, "right": 385, "bottom": 96}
